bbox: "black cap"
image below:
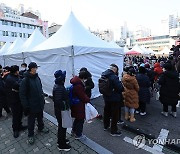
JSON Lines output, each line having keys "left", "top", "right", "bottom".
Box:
{"left": 28, "top": 62, "right": 39, "bottom": 70}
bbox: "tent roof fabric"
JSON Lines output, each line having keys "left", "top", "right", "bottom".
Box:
{"left": 32, "top": 12, "right": 123, "bottom": 55}
{"left": 6, "top": 38, "right": 24, "bottom": 55}
{"left": 21, "top": 29, "right": 46, "bottom": 52}
{"left": 130, "top": 44, "right": 144, "bottom": 54}
{"left": 0, "top": 42, "right": 11, "bottom": 55}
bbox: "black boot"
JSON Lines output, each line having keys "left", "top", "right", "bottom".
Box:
{"left": 13, "top": 131, "right": 19, "bottom": 138}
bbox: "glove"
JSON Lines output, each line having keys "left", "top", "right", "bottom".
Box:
{"left": 24, "top": 108, "right": 30, "bottom": 116}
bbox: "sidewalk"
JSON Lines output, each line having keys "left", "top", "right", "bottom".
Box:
{"left": 0, "top": 112, "right": 97, "bottom": 154}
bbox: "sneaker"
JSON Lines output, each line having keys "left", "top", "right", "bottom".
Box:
{"left": 75, "top": 134, "right": 87, "bottom": 140}
{"left": 135, "top": 111, "right": 140, "bottom": 114}
{"left": 57, "top": 139, "right": 70, "bottom": 146}
{"left": 110, "top": 131, "right": 122, "bottom": 137}
{"left": 161, "top": 112, "right": 168, "bottom": 117}
{"left": 27, "top": 136, "right": 35, "bottom": 145}
{"left": 117, "top": 120, "right": 124, "bottom": 125}
{"left": 38, "top": 127, "right": 49, "bottom": 134}
{"left": 170, "top": 112, "right": 177, "bottom": 118}
{"left": 58, "top": 144, "right": 71, "bottom": 152}
{"left": 104, "top": 126, "right": 110, "bottom": 131}
{"left": 140, "top": 112, "right": 146, "bottom": 116}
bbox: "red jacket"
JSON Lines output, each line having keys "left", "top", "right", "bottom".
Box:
{"left": 154, "top": 63, "right": 163, "bottom": 81}
{"left": 70, "top": 76, "right": 90, "bottom": 119}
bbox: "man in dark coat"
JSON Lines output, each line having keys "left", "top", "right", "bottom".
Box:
{"left": 70, "top": 71, "right": 90, "bottom": 139}
{"left": 158, "top": 63, "right": 180, "bottom": 117}
{"left": 79, "top": 67, "right": 94, "bottom": 98}
{"left": 136, "top": 66, "right": 151, "bottom": 115}
{"left": 102, "top": 64, "right": 124, "bottom": 136}
{"left": 53, "top": 70, "right": 71, "bottom": 151}
{"left": 19, "top": 62, "right": 49, "bottom": 145}
{"left": 4, "top": 65, "right": 26, "bottom": 138}
{"left": 0, "top": 71, "right": 11, "bottom": 118}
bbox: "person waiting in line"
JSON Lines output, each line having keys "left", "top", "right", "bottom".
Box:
{"left": 19, "top": 63, "right": 27, "bottom": 79}
{"left": 0, "top": 65, "right": 11, "bottom": 118}
{"left": 79, "top": 67, "right": 94, "bottom": 98}
{"left": 122, "top": 67, "right": 139, "bottom": 122}
{"left": 19, "top": 62, "right": 49, "bottom": 145}
{"left": 136, "top": 66, "right": 151, "bottom": 115}
{"left": 70, "top": 71, "right": 90, "bottom": 139}
{"left": 158, "top": 63, "right": 180, "bottom": 117}
{"left": 101, "top": 64, "right": 124, "bottom": 136}
{"left": 53, "top": 70, "right": 71, "bottom": 152}
{"left": 4, "top": 65, "right": 27, "bottom": 138}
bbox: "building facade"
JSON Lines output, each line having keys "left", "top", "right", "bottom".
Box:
{"left": 91, "top": 29, "right": 114, "bottom": 42}
{"left": 132, "top": 35, "right": 175, "bottom": 52}
{"left": 48, "top": 23, "right": 61, "bottom": 37}
{"left": 0, "top": 3, "right": 48, "bottom": 48}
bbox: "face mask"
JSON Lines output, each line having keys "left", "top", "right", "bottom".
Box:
{"left": 21, "top": 67, "right": 26, "bottom": 71}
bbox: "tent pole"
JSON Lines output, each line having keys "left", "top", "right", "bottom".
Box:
{"left": 22, "top": 52, "right": 25, "bottom": 63}
{"left": 3, "top": 55, "right": 5, "bottom": 67}
{"left": 71, "top": 45, "right": 75, "bottom": 76}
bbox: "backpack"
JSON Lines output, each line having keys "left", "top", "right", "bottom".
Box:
{"left": 66, "top": 85, "right": 80, "bottom": 105}
{"left": 98, "top": 76, "right": 112, "bottom": 96}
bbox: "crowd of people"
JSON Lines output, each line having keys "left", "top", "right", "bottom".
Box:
{"left": 0, "top": 45, "right": 179, "bottom": 152}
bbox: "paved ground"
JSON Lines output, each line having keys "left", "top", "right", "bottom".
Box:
{"left": 44, "top": 95, "right": 180, "bottom": 154}
{"left": 0, "top": 112, "right": 97, "bottom": 154}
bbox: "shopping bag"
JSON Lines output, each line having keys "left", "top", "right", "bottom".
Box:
{"left": 177, "top": 100, "right": 180, "bottom": 108}
{"left": 61, "top": 110, "right": 73, "bottom": 128}
{"left": 85, "top": 103, "right": 98, "bottom": 122}
{"left": 156, "top": 91, "right": 160, "bottom": 101}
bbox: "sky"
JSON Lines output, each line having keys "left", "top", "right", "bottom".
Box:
{"left": 1, "top": 0, "right": 180, "bottom": 38}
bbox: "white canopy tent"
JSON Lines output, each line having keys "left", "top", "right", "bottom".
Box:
{"left": 5, "top": 38, "right": 24, "bottom": 55}
{"left": 2, "top": 29, "right": 47, "bottom": 67}
{"left": 21, "top": 29, "right": 47, "bottom": 52}
{"left": 0, "top": 38, "right": 24, "bottom": 67}
{"left": 157, "top": 47, "right": 170, "bottom": 55}
{"left": 130, "top": 44, "right": 144, "bottom": 54}
{"left": 140, "top": 46, "right": 154, "bottom": 55}
{"left": 123, "top": 46, "right": 129, "bottom": 54}
{"left": 147, "top": 48, "right": 155, "bottom": 55}
{"left": 25, "top": 12, "right": 124, "bottom": 98}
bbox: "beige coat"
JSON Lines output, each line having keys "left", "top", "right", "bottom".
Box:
{"left": 122, "top": 74, "right": 139, "bottom": 109}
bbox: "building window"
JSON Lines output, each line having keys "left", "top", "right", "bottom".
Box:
{"left": 13, "top": 22, "right": 16, "bottom": 27}
{"left": 23, "top": 24, "right": 25, "bottom": 28}
{"left": 11, "top": 32, "right": 14, "bottom": 37}
{"left": 3, "top": 31, "right": 5, "bottom": 36}
{"left": 19, "top": 33, "right": 22, "bottom": 37}
{"left": 27, "top": 24, "right": 30, "bottom": 29}
{"left": 14, "top": 32, "right": 17, "bottom": 37}
{"left": 6, "top": 31, "right": 8, "bottom": 36}
{"left": 28, "top": 34, "right": 31, "bottom": 38}
{"left": 18, "top": 23, "right": 21, "bottom": 27}
{"left": 23, "top": 33, "right": 26, "bottom": 38}
{"left": 11, "top": 22, "right": 13, "bottom": 26}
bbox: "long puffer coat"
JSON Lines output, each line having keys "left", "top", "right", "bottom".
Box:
{"left": 158, "top": 70, "right": 180, "bottom": 106}
{"left": 122, "top": 73, "right": 139, "bottom": 109}
{"left": 136, "top": 73, "right": 151, "bottom": 103}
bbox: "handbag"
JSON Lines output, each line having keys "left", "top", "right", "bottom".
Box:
{"left": 61, "top": 101, "right": 73, "bottom": 128}
{"left": 155, "top": 91, "right": 160, "bottom": 101}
